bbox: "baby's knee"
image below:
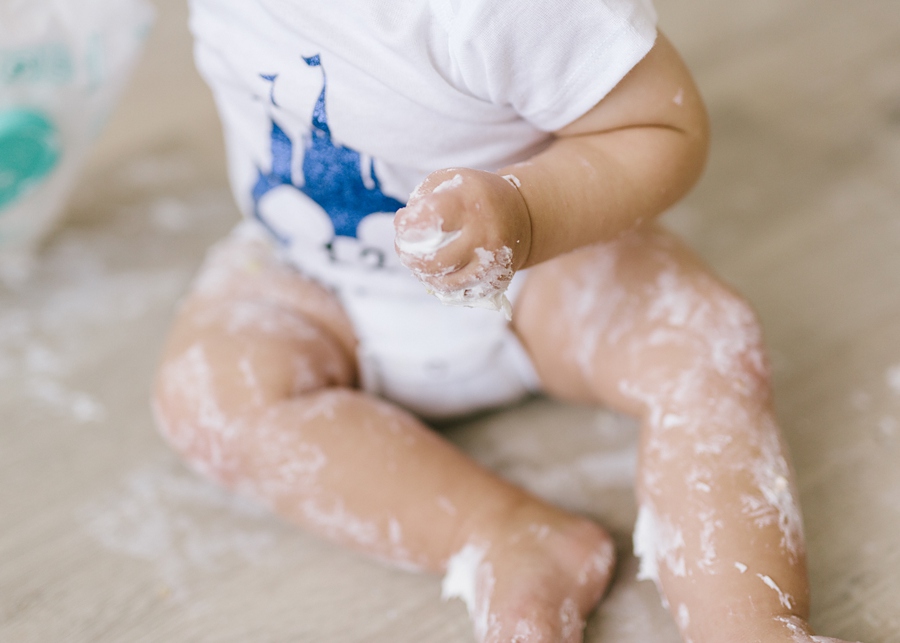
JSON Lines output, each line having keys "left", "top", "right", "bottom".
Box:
{"left": 643, "top": 273, "right": 770, "bottom": 397}
{"left": 153, "top": 305, "right": 357, "bottom": 485}
{"left": 697, "top": 286, "right": 769, "bottom": 389}
{"left": 660, "top": 283, "right": 771, "bottom": 402}
{"left": 152, "top": 343, "right": 248, "bottom": 485}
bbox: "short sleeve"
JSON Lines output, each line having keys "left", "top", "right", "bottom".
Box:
{"left": 440, "top": 0, "right": 658, "bottom": 131}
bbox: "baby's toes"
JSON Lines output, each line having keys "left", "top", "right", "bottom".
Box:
{"left": 483, "top": 596, "right": 584, "bottom": 643}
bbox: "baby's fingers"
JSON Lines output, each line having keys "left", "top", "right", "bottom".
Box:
{"left": 394, "top": 206, "right": 470, "bottom": 274}
{"left": 395, "top": 219, "right": 461, "bottom": 262}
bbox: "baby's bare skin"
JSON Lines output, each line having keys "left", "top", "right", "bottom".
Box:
{"left": 154, "top": 32, "right": 860, "bottom": 643}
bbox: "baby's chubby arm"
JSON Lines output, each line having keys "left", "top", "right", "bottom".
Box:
{"left": 393, "top": 33, "right": 709, "bottom": 305}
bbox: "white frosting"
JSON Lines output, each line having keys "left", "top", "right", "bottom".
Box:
{"left": 432, "top": 173, "right": 465, "bottom": 193}
{"left": 441, "top": 542, "right": 499, "bottom": 640}
{"left": 441, "top": 543, "right": 487, "bottom": 614}
{"left": 502, "top": 173, "right": 522, "bottom": 188}
{"left": 396, "top": 173, "right": 516, "bottom": 319}
{"left": 757, "top": 573, "right": 794, "bottom": 609}
{"left": 395, "top": 223, "right": 461, "bottom": 258}
{"left": 429, "top": 246, "right": 514, "bottom": 320}
{"left": 633, "top": 503, "right": 686, "bottom": 586}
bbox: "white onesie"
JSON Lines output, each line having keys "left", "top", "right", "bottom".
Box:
{"left": 188, "top": 0, "right": 658, "bottom": 419}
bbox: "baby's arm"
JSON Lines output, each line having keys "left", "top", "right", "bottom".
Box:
{"left": 394, "top": 33, "right": 708, "bottom": 301}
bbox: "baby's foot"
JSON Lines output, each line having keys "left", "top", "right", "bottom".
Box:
{"left": 443, "top": 506, "right": 615, "bottom": 643}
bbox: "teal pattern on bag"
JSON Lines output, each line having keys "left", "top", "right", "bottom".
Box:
{"left": 0, "top": 44, "right": 73, "bottom": 85}
{"left": 0, "top": 108, "right": 61, "bottom": 211}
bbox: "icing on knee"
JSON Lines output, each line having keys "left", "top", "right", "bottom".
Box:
{"left": 154, "top": 343, "right": 241, "bottom": 483}
{"left": 647, "top": 270, "right": 769, "bottom": 389}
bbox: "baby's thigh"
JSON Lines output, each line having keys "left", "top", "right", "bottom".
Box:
{"left": 155, "top": 231, "right": 359, "bottom": 445}
{"left": 513, "top": 225, "right": 766, "bottom": 413}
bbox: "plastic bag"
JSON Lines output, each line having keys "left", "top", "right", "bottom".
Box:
{"left": 0, "top": 0, "right": 155, "bottom": 281}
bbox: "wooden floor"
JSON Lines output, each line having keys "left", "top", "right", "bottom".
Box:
{"left": 2, "top": 0, "right": 898, "bottom": 641}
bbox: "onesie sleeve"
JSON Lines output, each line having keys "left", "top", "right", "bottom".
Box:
{"left": 442, "top": 0, "right": 658, "bottom": 132}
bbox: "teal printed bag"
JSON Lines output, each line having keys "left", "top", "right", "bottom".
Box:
{"left": 0, "top": 0, "right": 154, "bottom": 263}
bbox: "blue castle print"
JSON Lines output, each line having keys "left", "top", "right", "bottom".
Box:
{"left": 251, "top": 54, "right": 405, "bottom": 245}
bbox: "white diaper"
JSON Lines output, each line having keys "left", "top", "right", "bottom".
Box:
{"left": 339, "top": 274, "right": 541, "bottom": 421}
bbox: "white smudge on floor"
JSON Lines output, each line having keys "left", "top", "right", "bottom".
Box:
{"left": 450, "top": 403, "right": 639, "bottom": 516}
{"left": 81, "top": 462, "right": 278, "bottom": 600}
{"left": 886, "top": 364, "right": 900, "bottom": 395}
{"left": 0, "top": 163, "right": 230, "bottom": 424}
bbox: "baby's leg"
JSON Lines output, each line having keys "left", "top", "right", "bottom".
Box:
{"left": 514, "top": 225, "right": 858, "bottom": 643}
{"left": 153, "top": 233, "right": 615, "bottom": 642}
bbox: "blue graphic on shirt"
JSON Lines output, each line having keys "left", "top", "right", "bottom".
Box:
{"left": 251, "top": 55, "right": 405, "bottom": 250}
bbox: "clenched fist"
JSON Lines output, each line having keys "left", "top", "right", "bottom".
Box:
{"left": 393, "top": 167, "right": 532, "bottom": 318}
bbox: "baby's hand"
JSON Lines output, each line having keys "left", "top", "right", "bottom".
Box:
{"left": 393, "top": 168, "right": 531, "bottom": 319}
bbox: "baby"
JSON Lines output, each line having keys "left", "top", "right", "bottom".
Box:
{"left": 154, "top": 0, "right": 860, "bottom": 641}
